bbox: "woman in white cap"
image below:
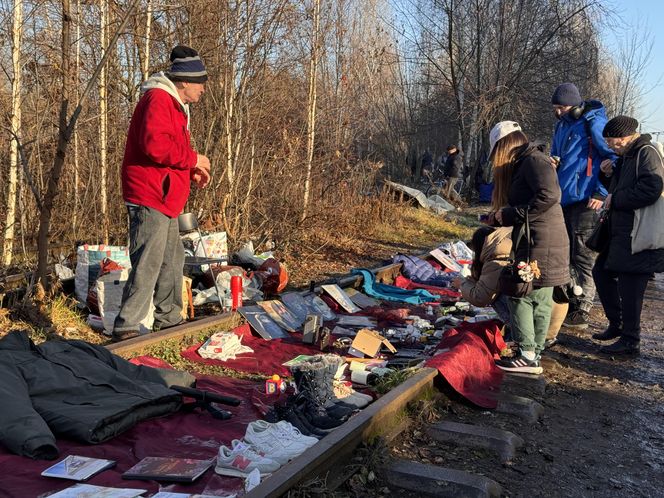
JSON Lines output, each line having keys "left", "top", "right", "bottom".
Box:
{"left": 488, "top": 121, "right": 570, "bottom": 374}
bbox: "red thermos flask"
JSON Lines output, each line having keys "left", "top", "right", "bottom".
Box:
{"left": 230, "top": 275, "right": 243, "bottom": 310}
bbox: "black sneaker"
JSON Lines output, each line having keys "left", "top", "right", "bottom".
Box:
{"left": 496, "top": 354, "right": 543, "bottom": 374}
{"left": 592, "top": 326, "right": 622, "bottom": 341}
{"left": 544, "top": 337, "right": 558, "bottom": 349}
{"left": 563, "top": 310, "right": 589, "bottom": 329}
{"left": 599, "top": 337, "right": 640, "bottom": 355}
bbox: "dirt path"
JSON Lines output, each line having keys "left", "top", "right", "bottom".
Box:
{"left": 385, "top": 273, "right": 664, "bottom": 497}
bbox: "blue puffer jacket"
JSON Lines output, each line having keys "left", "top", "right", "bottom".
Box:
{"left": 551, "top": 100, "right": 617, "bottom": 206}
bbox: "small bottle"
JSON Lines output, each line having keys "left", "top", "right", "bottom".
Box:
{"left": 426, "top": 305, "right": 434, "bottom": 316}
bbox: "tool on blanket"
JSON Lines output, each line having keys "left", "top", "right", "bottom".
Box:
{"left": 171, "top": 385, "right": 241, "bottom": 420}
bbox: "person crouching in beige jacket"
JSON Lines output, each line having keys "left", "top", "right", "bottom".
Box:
{"left": 452, "top": 225, "right": 567, "bottom": 346}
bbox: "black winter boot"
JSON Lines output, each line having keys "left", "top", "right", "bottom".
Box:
{"left": 592, "top": 325, "right": 622, "bottom": 341}
{"left": 293, "top": 360, "right": 355, "bottom": 419}
{"left": 294, "top": 392, "right": 345, "bottom": 430}
{"left": 599, "top": 336, "right": 640, "bottom": 355}
{"left": 275, "top": 400, "right": 323, "bottom": 438}
{"left": 320, "top": 355, "right": 370, "bottom": 409}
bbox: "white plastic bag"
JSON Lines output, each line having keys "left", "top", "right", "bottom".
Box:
{"left": 95, "top": 269, "right": 153, "bottom": 335}
{"left": 75, "top": 245, "right": 130, "bottom": 304}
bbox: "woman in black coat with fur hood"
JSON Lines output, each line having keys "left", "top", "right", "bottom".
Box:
{"left": 591, "top": 116, "right": 664, "bottom": 355}
{"left": 488, "top": 121, "right": 570, "bottom": 374}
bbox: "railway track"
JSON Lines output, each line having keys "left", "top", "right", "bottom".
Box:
{"left": 104, "top": 262, "right": 544, "bottom": 497}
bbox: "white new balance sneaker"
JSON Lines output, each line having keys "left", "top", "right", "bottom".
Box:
{"left": 273, "top": 421, "right": 319, "bottom": 447}
{"left": 244, "top": 420, "right": 316, "bottom": 465}
{"left": 215, "top": 439, "right": 281, "bottom": 477}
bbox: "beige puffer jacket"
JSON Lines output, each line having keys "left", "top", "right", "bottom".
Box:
{"left": 460, "top": 227, "right": 512, "bottom": 307}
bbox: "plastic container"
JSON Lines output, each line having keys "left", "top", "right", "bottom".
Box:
{"left": 230, "top": 275, "right": 243, "bottom": 310}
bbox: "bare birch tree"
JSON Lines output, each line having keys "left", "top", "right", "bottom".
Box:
{"left": 3, "top": 0, "right": 23, "bottom": 265}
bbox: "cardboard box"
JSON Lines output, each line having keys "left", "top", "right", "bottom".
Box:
{"left": 347, "top": 329, "right": 397, "bottom": 358}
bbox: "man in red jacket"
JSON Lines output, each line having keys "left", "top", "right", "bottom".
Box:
{"left": 113, "top": 46, "right": 211, "bottom": 342}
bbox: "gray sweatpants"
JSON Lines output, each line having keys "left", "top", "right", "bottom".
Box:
{"left": 113, "top": 205, "right": 184, "bottom": 334}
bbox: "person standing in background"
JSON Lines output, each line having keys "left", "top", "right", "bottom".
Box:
{"left": 550, "top": 83, "right": 617, "bottom": 330}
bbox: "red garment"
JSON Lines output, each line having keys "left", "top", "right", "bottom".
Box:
{"left": 426, "top": 321, "right": 505, "bottom": 408}
{"left": 394, "top": 274, "right": 461, "bottom": 300}
{"left": 122, "top": 88, "right": 198, "bottom": 217}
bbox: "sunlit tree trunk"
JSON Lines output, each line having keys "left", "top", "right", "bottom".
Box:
{"left": 99, "top": 0, "right": 109, "bottom": 243}
{"left": 72, "top": 0, "right": 81, "bottom": 234}
{"left": 3, "top": 0, "right": 23, "bottom": 266}
{"left": 301, "top": 0, "right": 321, "bottom": 222}
{"left": 142, "top": 0, "right": 152, "bottom": 82}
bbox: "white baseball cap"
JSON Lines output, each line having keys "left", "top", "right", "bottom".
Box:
{"left": 489, "top": 121, "right": 522, "bottom": 158}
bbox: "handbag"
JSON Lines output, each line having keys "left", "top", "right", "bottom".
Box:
{"left": 631, "top": 145, "right": 664, "bottom": 253}
{"left": 585, "top": 209, "right": 611, "bottom": 253}
{"left": 498, "top": 211, "right": 537, "bottom": 298}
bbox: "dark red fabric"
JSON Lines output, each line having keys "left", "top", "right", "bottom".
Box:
{"left": 0, "top": 375, "right": 270, "bottom": 498}
{"left": 122, "top": 88, "right": 198, "bottom": 217}
{"left": 394, "top": 275, "right": 461, "bottom": 300}
{"left": 426, "top": 321, "right": 505, "bottom": 408}
{"left": 180, "top": 324, "right": 334, "bottom": 377}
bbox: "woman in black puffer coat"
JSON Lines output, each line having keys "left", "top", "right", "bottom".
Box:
{"left": 488, "top": 121, "right": 570, "bottom": 374}
{"left": 591, "top": 116, "right": 664, "bottom": 355}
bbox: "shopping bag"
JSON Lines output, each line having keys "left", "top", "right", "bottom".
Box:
{"left": 631, "top": 145, "right": 664, "bottom": 253}
{"left": 75, "top": 245, "right": 130, "bottom": 304}
{"left": 585, "top": 210, "right": 611, "bottom": 253}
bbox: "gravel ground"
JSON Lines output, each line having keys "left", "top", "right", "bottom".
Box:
{"left": 383, "top": 272, "right": 664, "bottom": 498}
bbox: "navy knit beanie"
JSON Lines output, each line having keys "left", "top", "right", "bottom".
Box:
{"left": 166, "top": 46, "right": 208, "bottom": 83}
{"left": 551, "top": 83, "right": 583, "bottom": 107}
{"left": 603, "top": 116, "right": 639, "bottom": 138}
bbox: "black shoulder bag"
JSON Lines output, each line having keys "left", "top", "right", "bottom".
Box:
{"left": 498, "top": 210, "right": 536, "bottom": 298}
{"left": 585, "top": 209, "right": 610, "bottom": 253}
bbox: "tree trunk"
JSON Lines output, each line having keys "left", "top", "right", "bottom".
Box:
{"left": 36, "top": 0, "right": 141, "bottom": 287}
{"left": 72, "top": 0, "right": 81, "bottom": 235}
{"left": 99, "top": 0, "right": 109, "bottom": 244}
{"left": 142, "top": 0, "right": 152, "bottom": 82}
{"left": 301, "top": 0, "right": 321, "bottom": 222}
{"left": 3, "top": 0, "right": 23, "bottom": 266}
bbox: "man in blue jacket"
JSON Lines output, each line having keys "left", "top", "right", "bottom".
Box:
{"left": 550, "top": 83, "right": 617, "bottom": 329}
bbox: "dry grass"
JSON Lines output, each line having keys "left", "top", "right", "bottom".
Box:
{"left": 0, "top": 292, "right": 105, "bottom": 344}
{"left": 284, "top": 204, "right": 474, "bottom": 288}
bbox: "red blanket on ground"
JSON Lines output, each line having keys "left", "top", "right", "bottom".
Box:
{"left": 0, "top": 373, "right": 270, "bottom": 497}
{"left": 181, "top": 323, "right": 332, "bottom": 377}
{"left": 393, "top": 274, "right": 461, "bottom": 300}
{"left": 426, "top": 321, "right": 506, "bottom": 408}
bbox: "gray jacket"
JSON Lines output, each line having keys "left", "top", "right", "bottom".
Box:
{"left": 0, "top": 331, "right": 194, "bottom": 459}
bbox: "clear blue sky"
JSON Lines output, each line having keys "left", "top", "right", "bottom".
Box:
{"left": 602, "top": 0, "right": 664, "bottom": 138}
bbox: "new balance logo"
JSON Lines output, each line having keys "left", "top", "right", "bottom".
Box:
{"left": 232, "top": 455, "right": 252, "bottom": 470}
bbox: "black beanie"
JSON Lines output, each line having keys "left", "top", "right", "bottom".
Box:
{"left": 166, "top": 45, "right": 208, "bottom": 83}
{"left": 602, "top": 116, "right": 639, "bottom": 138}
{"left": 551, "top": 83, "right": 583, "bottom": 107}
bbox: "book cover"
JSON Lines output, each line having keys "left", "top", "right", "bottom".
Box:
{"left": 429, "top": 248, "right": 462, "bottom": 272}
{"left": 282, "top": 354, "right": 316, "bottom": 367}
{"left": 46, "top": 484, "right": 146, "bottom": 498}
{"left": 258, "top": 300, "right": 302, "bottom": 331}
{"left": 280, "top": 292, "right": 310, "bottom": 323}
{"left": 122, "top": 457, "right": 213, "bottom": 483}
{"left": 41, "top": 455, "right": 116, "bottom": 481}
{"left": 321, "top": 284, "right": 361, "bottom": 313}
{"left": 302, "top": 293, "right": 336, "bottom": 321}
{"left": 151, "top": 493, "right": 224, "bottom": 498}
{"left": 344, "top": 288, "right": 380, "bottom": 309}
{"left": 238, "top": 305, "right": 289, "bottom": 340}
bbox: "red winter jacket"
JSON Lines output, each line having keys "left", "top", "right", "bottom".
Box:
{"left": 121, "top": 86, "right": 197, "bottom": 218}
